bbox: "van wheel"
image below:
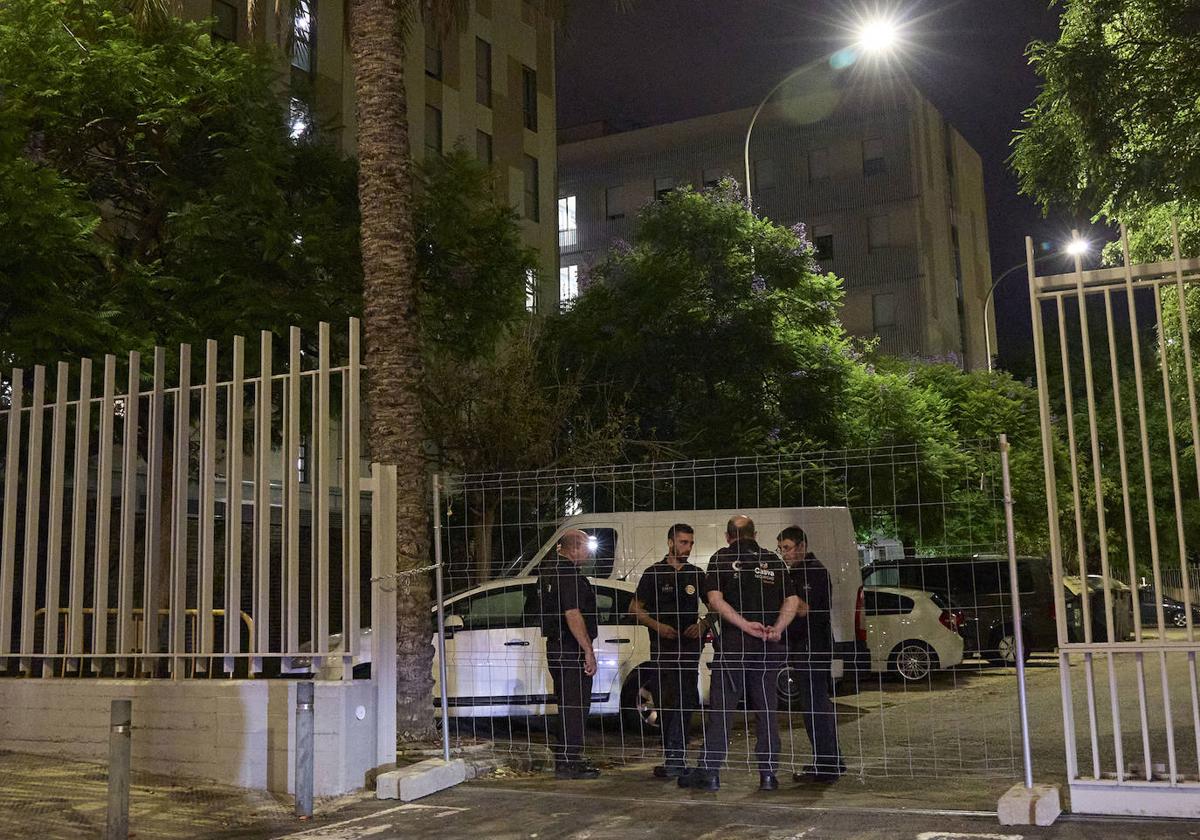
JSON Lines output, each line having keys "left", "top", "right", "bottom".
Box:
{"left": 620, "top": 668, "right": 661, "bottom": 733}
{"left": 985, "top": 629, "right": 1031, "bottom": 667}
{"left": 890, "top": 641, "right": 936, "bottom": 682}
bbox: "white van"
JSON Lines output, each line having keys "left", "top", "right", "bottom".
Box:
{"left": 513, "top": 507, "right": 868, "bottom": 682}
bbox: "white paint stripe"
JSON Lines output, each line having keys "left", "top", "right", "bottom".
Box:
{"left": 916, "top": 833, "right": 1023, "bottom": 840}
{"left": 272, "top": 803, "right": 469, "bottom": 840}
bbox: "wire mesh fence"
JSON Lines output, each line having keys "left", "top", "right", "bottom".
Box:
{"left": 432, "top": 441, "right": 1033, "bottom": 783}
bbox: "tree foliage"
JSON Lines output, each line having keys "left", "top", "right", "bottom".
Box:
{"left": 0, "top": 0, "right": 361, "bottom": 373}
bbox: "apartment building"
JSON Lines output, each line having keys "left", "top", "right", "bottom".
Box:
{"left": 184, "top": 0, "right": 559, "bottom": 311}
{"left": 557, "top": 81, "right": 994, "bottom": 369}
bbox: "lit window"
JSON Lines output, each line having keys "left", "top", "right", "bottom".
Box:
{"left": 808, "top": 148, "right": 829, "bottom": 182}
{"left": 424, "top": 105, "right": 442, "bottom": 157}
{"left": 559, "top": 265, "right": 579, "bottom": 307}
{"left": 525, "top": 269, "right": 538, "bottom": 313}
{"left": 873, "top": 293, "right": 897, "bottom": 329}
{"left": 212, "top": 0, "right": 237, "bottom": 41}
{"left": 291, "top": 0, "right": 314, "bottom": 73}
{"left": 475, "top": 38, "right": 492, "bottom": 107}
{"left": 654, "top": 176, "right": 676, "bottom": 201}
{"left": 558, "top": 196, "right": 577, "bottom": 248}
{"left": 868, "top": 214, "right": 891, "bottom": 250}
{"left": 863, "top": 138, "right": 885, "bottom": 177}
{"left": 523, "top": 155, "right": 539, "bottom": 222}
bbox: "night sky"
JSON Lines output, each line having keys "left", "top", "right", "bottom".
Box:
{"left": 555, "top": 0, "right": 1082, "bottom": 369}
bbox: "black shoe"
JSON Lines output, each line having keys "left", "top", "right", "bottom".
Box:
{"left": 759, "top": 772, "right": 779, "bottom": 791}
{"left": 794, "top": 763, "right": 846, "bottom": 784}
{"left": 677, "top": 767, "right": 720, "bottom": 791}
{"left": 653, "top": 764, "right": 686, "bottom": 779}
{"left": 555, "top": 761, "right": 601, "bottom": 780}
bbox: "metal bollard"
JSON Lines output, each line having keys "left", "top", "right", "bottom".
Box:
{"left": 295, "top": 681, "right": 314, "bottom": 819}
{"left": 107, "top": 699, "right": 131, "bottom": 840}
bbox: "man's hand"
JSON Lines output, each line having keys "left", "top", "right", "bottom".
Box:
{"left": 765, "top": 625, "right": 783, "bottom": 643}
{"left": 684, "top": 622, "right": 702, "bottom": 640}
{"left": 658, "top": 622, "right": 679, "bottom": 641}
{"left": 583, "top": 649, "right": 597, "bottom": 676}
{"left": 743, "top": 620, "right": 768, "bottom": 639}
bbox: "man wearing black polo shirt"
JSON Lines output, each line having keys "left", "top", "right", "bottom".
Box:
{"left": 538, "top": 529, "right": 600, "bottom": 780}
{"left": 779, "top": 526, "right": 845, "bottom": 783}
{"left": 630, "top": 523, "right": 706, "bottom": 778}
{"left": 678, "top": 515, "right": 804, "bottom": 793}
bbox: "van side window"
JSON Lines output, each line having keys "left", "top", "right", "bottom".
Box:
{"left": 580, "top": 527, "right": 618, "bottom": 579}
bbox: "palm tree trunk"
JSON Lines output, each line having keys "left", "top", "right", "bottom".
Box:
{"left": 347, "top": 0, "right": 434, "bottom": 740}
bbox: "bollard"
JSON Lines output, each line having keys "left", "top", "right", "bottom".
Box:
{"left": 295, "top": 681, "right": 314, "bottom": 819}
{"left": 107, "top": 699, "right": 131, "bottom": 840}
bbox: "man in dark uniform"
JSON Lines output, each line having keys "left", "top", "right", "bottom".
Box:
{"left": 678, "top": 515, "right": 804, "bottom": 792}
{"left": 630, "top": 523, "right": 707, "bottom": 778}
{"left": 779, "top": 526, "right": 845, "bottom": 783}
{"left": 538, "top": 529, "right": 600, "bottom": 780}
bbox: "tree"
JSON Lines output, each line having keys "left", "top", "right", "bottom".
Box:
{"left": 552, "top": 179, "right": 855, "bottom": 459}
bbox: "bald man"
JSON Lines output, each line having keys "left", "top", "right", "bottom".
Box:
{"left": 538, "top": 529, "right": 601, "bottom": 779}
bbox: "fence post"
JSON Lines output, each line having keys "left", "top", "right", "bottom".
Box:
{"left": 295, "top": 681, "right": 314, "bottom": 819}
{"left": 432, "top": 473, "right": 451, "bottom": 764}
{"left": 107, "top": 699, "right": 131, "bottom": 840}
{"left": 1000, "top": 435, "right": 1034, "bottom": 789}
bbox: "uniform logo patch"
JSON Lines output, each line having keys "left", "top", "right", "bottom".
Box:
{"left": 754, "top": 564, "right": 776, "bottom": 584}
{"left": 685, "top": 584, "right": 696, "bottom": 595}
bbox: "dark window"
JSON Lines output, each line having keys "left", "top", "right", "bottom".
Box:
{"left": 863, "top": 138, "right": 885, "bottom": 177}
{"left": 814, "top": 227, "right": 834, "bottom": 261}
{"left": 595, "top": 584, "right": 635, "bottom": 625}
{"left": 475, "top": 38, "right": 492, "bottom": 107}
{"left": 451, "top": 585, "right": 531, "bottom": 630}
{"left": 1016, "top": 561, "right": 1035, "bottom": 593}
{"left": 212, "top": 0, "right": 237, "bottom": 41}
{"left": 863, "top": 590, "right": 914, "bottom": 616}
{"left": 522, "top": 65, "right": 538, "bottom": 131}
{"left": 424, "top": 20, "right": 442, "bottom": 79}
{"left": 522, "top": 154, "right": 539, "bottom": 221}
{"left": 475, "top": 129, "right": 493, "bottom": 165}
{"left": 654, "top": 177, "right": 675, "bottom": 202}
{"left": 291, "top": 0, "right": 314, "bottom": 73}
{"left": 424, "top": 105, "right": 442, "bottom": 157}
{"left": 297, "top": 437, "right": 310, "bottom": 485}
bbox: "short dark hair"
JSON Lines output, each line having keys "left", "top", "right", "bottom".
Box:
{"left": 726, "top": 515, "right": 755, "bottom": 541}
{"left": 667, "top": 523, "right": 694, "bottom": 540}
{"left": 777, "top": 526, "right": 808, "bottom": 545}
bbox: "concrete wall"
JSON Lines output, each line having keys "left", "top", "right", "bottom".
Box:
{"left": 0, "top": 679, "right": 379, "bottom": 796}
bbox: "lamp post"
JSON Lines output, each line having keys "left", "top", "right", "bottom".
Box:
{"left": 984, "top": 238, "right": 1089, "bottom": 372}
{"left": 743, "top": 17, "right": 899, "bottom": 211}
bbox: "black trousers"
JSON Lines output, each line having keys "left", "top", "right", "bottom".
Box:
{"left": 699, "top": 662, "right": 781, "bottom": 773}
{"left": 547, "top": 646, "right": 593, "bottom": 764}
{"left": 651, "top": 651, "right": 701, "bottom": 767}
{"left": 791, "top": 660, "right": 842, "bottom": 772}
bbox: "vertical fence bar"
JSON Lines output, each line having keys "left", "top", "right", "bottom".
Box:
{"left": 253, "top": 332, "right": 272, "bottom": 673}
{"left": 1026, "top": 237, "right": 1076, "bottom": 781}
{"left": 316, "top": 323, "right": 331, "bottom": 661}
{"left": 93, "top": 357, "right": 116, "bottom": 671}
{"left": 197, "top": 340, "right": 217, "bottom": 669}
{"left": 371, "top": 464, "right": 398, "bottom": 768}
{"left": 345, "top": 318, "right": 361, "bottom": 671}
{"left": 295, "top": 681, "right": 314, "bottom": 819}
{"left": 226, "top": 336, "right": 244, "bottom": 674}
{"left": 1001, "top": 435, "right": 1033, "bottom": 789}
{"left": 286, "top": 328, "right": 301, "bottom": 656}
{"left": 41, "top": 363, "right": 69, "bottom": 676}
{"left": 433, "top": 473, "right": 451, "bottom": 763}
{"left": 67, "top": 358, "right": 92, "bottom": 668}
{"left": 20, "top": 366, "right": 45, "bottom": 672}
{"left": 141, "top": 349, "right": 165, "bottom": 674}
{"left": 117, "top": 353, "right": 141, "bottom": 673}
{"left": 0, "top": 368, "right": 22, "bottom": 668}
{"left": 170, "top": 345, "right": 191, "bottom": 675}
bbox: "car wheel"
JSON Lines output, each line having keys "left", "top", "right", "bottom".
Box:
{"left": 1173, "top": 611, "right": 1189, "bottom": 628}
{"left": 620, "top": 668, "right": 661, "bottom": 733}
{"left": 985, "top": 630, "right": 1031, "bottom": 667}
{"left": 890, "top": 641, "right": 935, "bottom": 682}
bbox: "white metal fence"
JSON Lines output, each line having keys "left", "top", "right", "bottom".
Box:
{"left": 0, "top": 319, "right": 395, "bottom": 684}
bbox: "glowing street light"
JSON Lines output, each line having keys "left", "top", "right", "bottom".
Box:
{"left": 857, "top": 17, "right": 900, "bottom": 54}
{"left": 1065, "top": 237, "right": 1090, "bottom": 258}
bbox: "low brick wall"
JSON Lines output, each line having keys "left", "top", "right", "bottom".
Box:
{"left": 0, "top": 679, "right": 379, "bottom": 795}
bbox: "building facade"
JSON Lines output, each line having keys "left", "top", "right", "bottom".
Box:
{"left": 183, "top": 0, "right": 559, "bottom": 311}
{"left": 557, "top": 81, "right": 995, "bottom": 369}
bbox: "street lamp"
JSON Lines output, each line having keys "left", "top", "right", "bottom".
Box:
{"left": 743, "top": 17, "right": 903, "bottom": 211}
{"left": 984, "top": 237, "right": 1090, "bottom": 372}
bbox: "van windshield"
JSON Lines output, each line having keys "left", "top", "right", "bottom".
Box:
{"left": 516, "top": 526, "right": 619, "bottom": 579}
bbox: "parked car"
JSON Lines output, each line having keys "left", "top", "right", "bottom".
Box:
{"left": 1063, "top": 575, "right": 1134, "bottom": 642}
{"left": 863, "top": 554, "right": 1057, "bottom": 666}
{"left": 1137, "top": 584, "right": 1200, "bottom": 629}
{"left": 856, "top": 586, "right": 965, "bottom": 682}
{"left": 285, "top": 576, "right": 716, "bottom": 730}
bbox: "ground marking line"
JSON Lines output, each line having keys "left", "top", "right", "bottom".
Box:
{"left": 271, "top": 803, "right": 469, "bottom": 839}
{"left": 916, "top": 834, "right": 1022, "bottom": 840}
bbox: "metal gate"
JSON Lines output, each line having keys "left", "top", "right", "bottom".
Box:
{"left": 1028, "top": 224, "right": 1200, "bottom": 816}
